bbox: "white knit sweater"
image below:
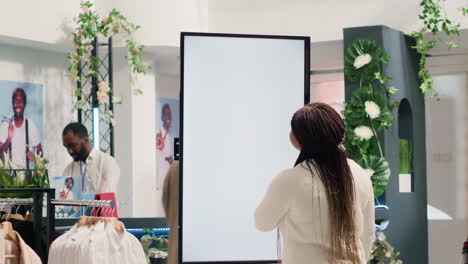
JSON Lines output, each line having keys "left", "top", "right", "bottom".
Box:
{"left": 255, "top": 159, "right": 375, "bottom": 264}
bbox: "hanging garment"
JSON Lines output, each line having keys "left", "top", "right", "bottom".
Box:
{"left": 1, "top": 217, "right": 53, "bottom": 263}
{"left": 0, "top": 219, "right": 33, "bottom": 250}
{"left": 0, "top": 228, "right": 20, "bottom": 264}
{"left": 48, "top": 217, "right": 146, "bottom": 264}
{"left": 0, "top": 228, "right": 42, "bottom": 264}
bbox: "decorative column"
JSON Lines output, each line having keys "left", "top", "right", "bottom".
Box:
{"left": 76, "top": 37, "right": 114, "bottom": 156}
{"left": 344, "top": 25, "right": 428, "bottom": 263}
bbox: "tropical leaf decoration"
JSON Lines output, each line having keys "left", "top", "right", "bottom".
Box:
{"left": 343, "top": 86, "right": 393, "bottom": 131}
{"left": 342, "top": 38, "right": 397, "bottom": 199}
{"left": 362, "top": 155, "right": 391, "bottom": 198}
{"left": 344, "top": 38, "right": 382, "bottom": 84}
{"left": 342, "top": 128, "right": 362, "bottom": 163}
{"left": 343, "top": 126, "right": 381, "bottom": 164}
{"left": 344, "top": 37, "right": 403, "bottom": 263}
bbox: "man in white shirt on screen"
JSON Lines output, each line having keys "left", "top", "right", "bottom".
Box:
{"left": 59, "top": 177, "right": 76, "bottom": 200}
{"left": 62, "top": 122, "right": 120, "bottom": 194}
{"left": 0, "top": 88, "right": 42, "bottom": 169}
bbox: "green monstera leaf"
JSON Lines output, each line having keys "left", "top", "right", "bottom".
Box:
{"left": 344, "top": 129, "right": 381, "bottom": 163}
{"left": 343, "top": 85, "right": 393, "bottom": 131}
{"left": 344, "top": 38, "right": 382, "bottom": 84}
{"left": 362, "top": 155, "right": 391, "bottom": 198}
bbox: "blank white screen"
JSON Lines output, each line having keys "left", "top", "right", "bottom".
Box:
{"left": 182, "top": 35, "right": 306, "bottom": 262}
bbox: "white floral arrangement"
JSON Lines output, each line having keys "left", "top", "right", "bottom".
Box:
{"left": 365, "top": 101, "right": 381, "bottom": 119}
{"left": 354, "top": 126, "right": 374, "bottom": 141}
{"left": 370, "top": 232, "right": 403, "bottom": 264}
{"left": 354, "top": 53, "right": 372, "bottom": 69}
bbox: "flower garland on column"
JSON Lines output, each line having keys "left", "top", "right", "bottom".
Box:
{"left": 343, "top": 38, "right": 396, "bottom": 198}
{"left": 67, "top": 1, "right": 150, "bottom": 124}
{"left": 343, "top": 38, "right": 403, "bottom": 263}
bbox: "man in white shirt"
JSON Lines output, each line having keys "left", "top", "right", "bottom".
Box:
{"left": 0, "top": 88, "right": 42, "bottom": 169}
{"left": 62, "top": 122, "right": 120, "bottom": 194}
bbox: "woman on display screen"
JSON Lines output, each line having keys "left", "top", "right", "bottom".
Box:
{"left": 255, "top": 102, "right": 375, "bottom": 264}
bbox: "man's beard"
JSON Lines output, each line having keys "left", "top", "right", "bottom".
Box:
{"left": 74, "top": 143, "right": 88, "bottom": 162}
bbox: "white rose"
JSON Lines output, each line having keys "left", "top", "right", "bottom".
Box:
{"left": 354, "top": 53, "right": 372, "bottom": 69}
{"left": 365, "top": 101, "right": 381, "bottom": 119}
{"left": 354, "top": 126, "right": 374, "bottom": 140}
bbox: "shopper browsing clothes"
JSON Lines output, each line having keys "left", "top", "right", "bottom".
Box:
{"left": 255, "top": 103, "right": 375, "bottom": 264}
{"left": 62, "top": 122, "right": 120, "bottom": 194}
{"left": 0, "top": 88, "right": 42, "bottom": 169}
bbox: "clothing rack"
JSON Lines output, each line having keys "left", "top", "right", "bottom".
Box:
{"left": 0, "top": 189, "right": 117, "bottom": 262}
{"left": 0, "top": 198, "right": 34, "bottom": 205}
{"left": 51, "top": 199, "right": 115, "bottom": 208}
{"left": 51, "top": 199, "right": 115, "bottom": 232}
{"left": 0, "top": 198, "right": 34, "bottom": 214}
{"left": 0, "top": 188, "right": 55, "bottom": 263}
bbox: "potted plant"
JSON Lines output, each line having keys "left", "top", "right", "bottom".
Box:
{"left": 140, "top": 230, "right": 169, "bottom": 264}
{"left": 370, "top": 232, "right": 403, "bottom": 264}
{"left": 0, "top": 153, "right": 50, "bottom": 198}
{"left": 398, "top": 139, "right": 412, "bottom": 192}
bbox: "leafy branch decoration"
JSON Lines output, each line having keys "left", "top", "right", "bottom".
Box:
{"left": 410, "top": 0, "right": 467, "bottom": 100}
{"left": 67, "top": 1, "right": 150, "bottom": 124}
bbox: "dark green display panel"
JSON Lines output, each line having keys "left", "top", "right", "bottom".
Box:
{"left": 344, "top": 25, "right": 428, "bottom": 264}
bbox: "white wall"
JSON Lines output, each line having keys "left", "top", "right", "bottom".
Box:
{"left": 150, "top": 68, "right": 180, "bottom": 217}
{"left": 310, "top": 73, "right": 344, "bottom": 112}
{"left": 96, "top": 0, "right": 209, "bottom": 47}
{"left": 155, "top": 74, "right": 179, "bottom": 99}
{"left": 0, "top": 0, "right": 207, "bottom": 47}
{"left": 112, "top": 52, "right": 166, "bottom": 217}
{"left": 113, "top": 54, "right": 180, "bottom": 217}
{"left": 207, "top": 0, "right": 468, "bottom": 42}
{"left": 426, "top": 73, "right": 467, "bottom": 264}
{"left": 130, "top": 63, "right": 159, "bottom": 217}
{"left": 5, "top": 0, "right": 468, "bottom": 48}
{"left": 0, "top": 0, "right": 79, "bottom": 45}
{"left": 112, "top": 50, "right": 135, "bottom": 217}
{"left": 0, "top": 44, "right": 74, "bottom": 178}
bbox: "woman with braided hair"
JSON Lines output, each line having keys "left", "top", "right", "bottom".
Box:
{"left": 255, "top": 102, "right": 375, "bottom": 264}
